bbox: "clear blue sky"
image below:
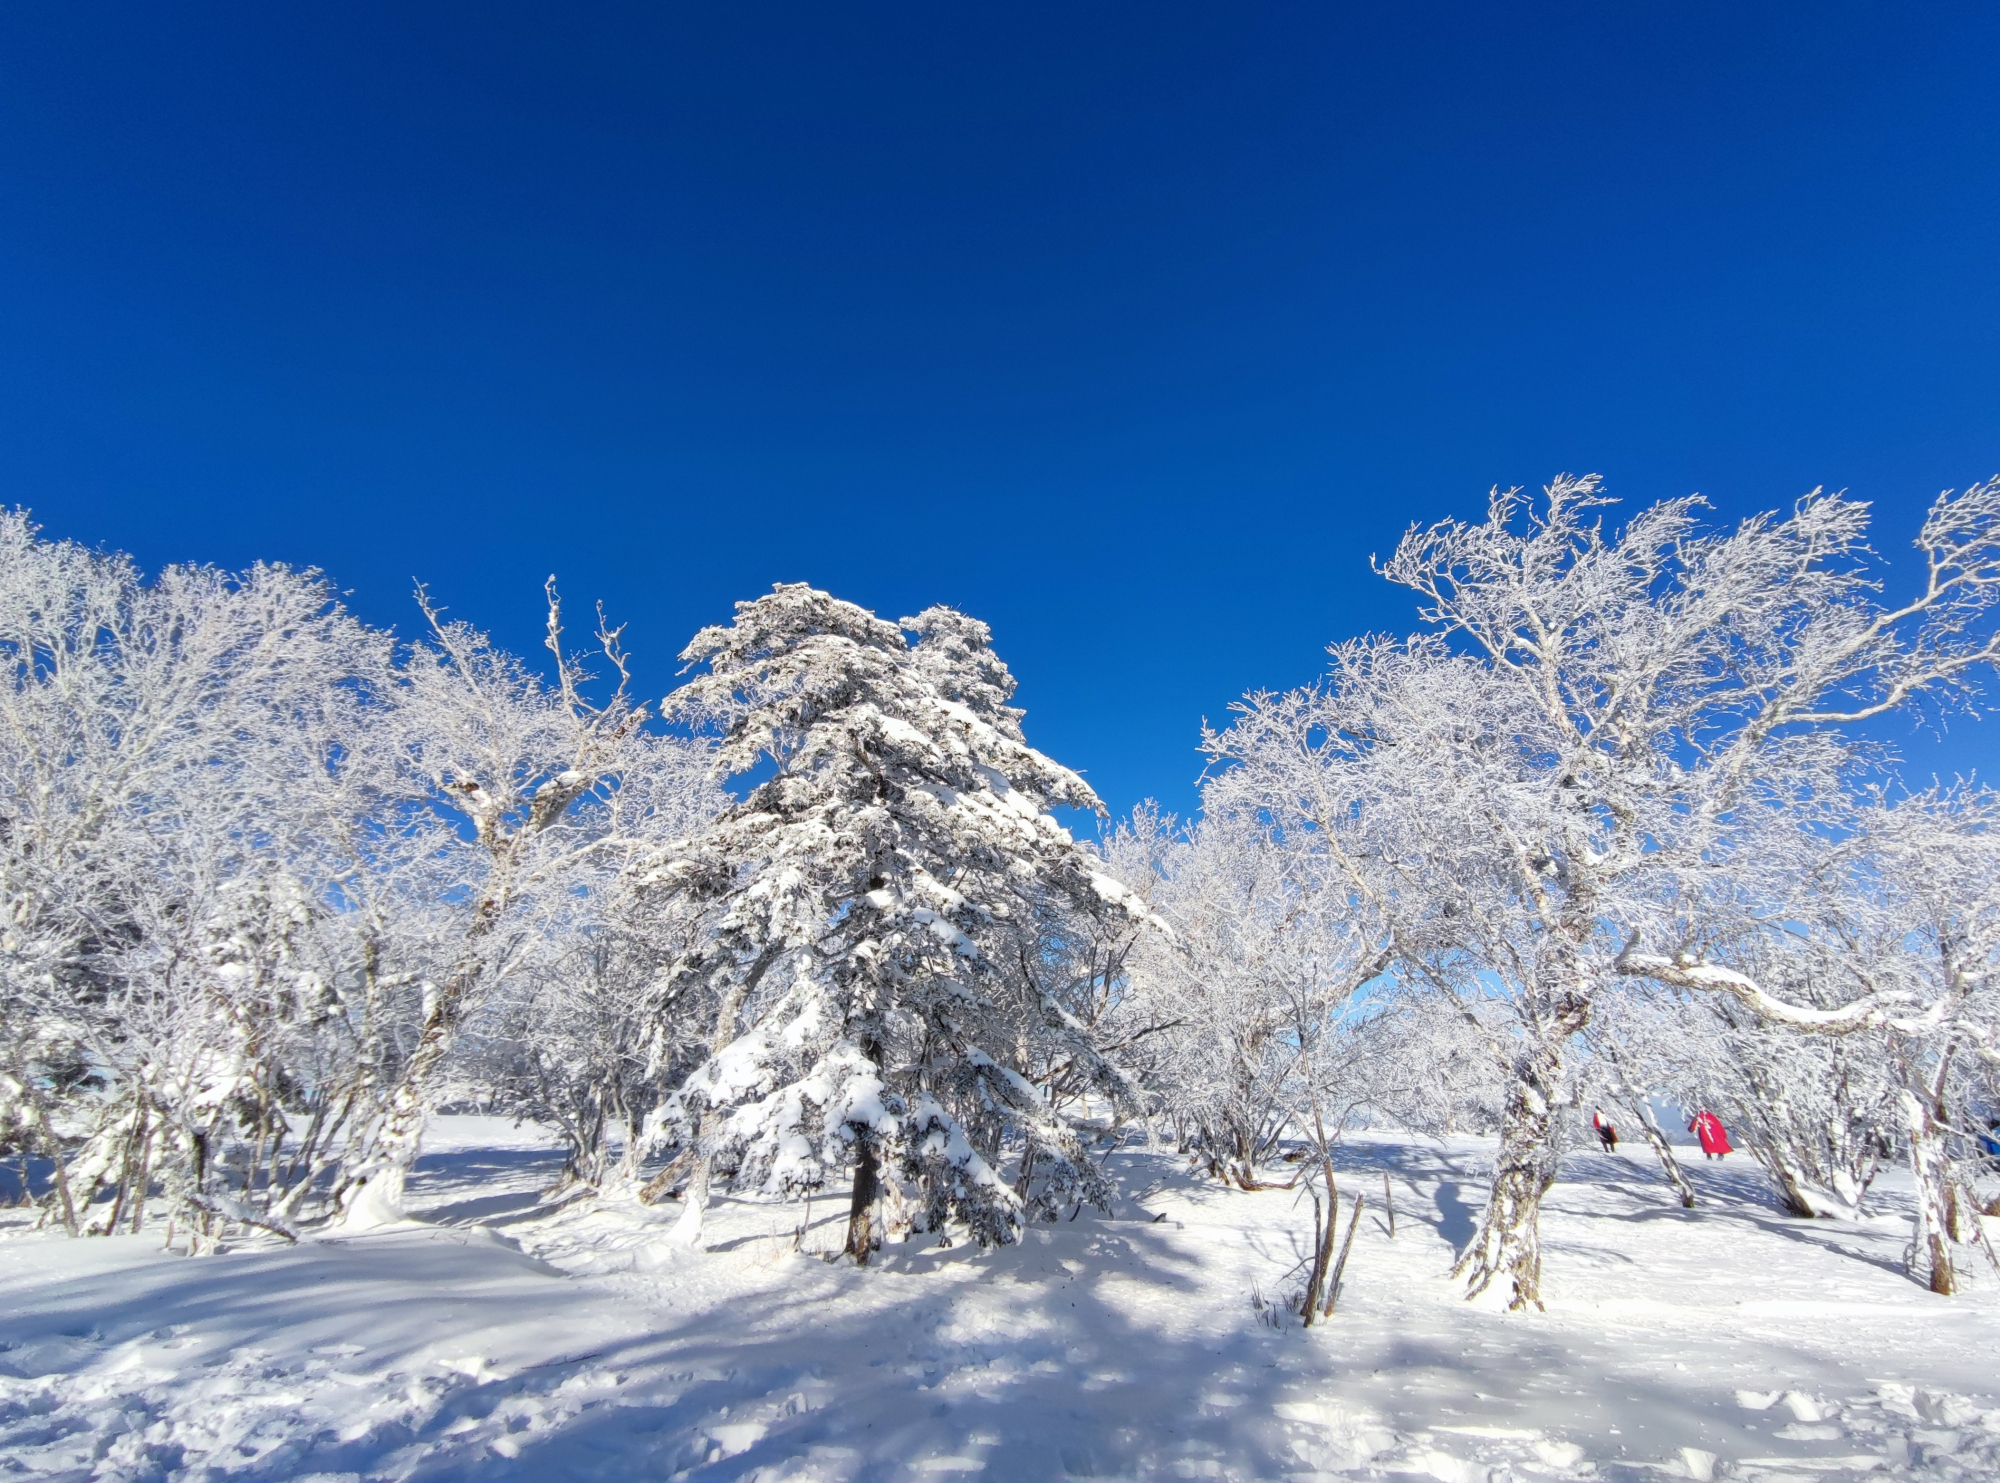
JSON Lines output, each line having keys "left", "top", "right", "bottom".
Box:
{"left": 2, "top": 4, "right": 1996, "bottom": 818}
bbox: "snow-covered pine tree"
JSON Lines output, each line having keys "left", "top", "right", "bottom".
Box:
{"left": 640, "top": 585, "right": 1149, "bottom": 1261}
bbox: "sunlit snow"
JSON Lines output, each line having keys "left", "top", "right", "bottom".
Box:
{"left": 3, "top": 1117, "right": 1993, "bottom": 1481}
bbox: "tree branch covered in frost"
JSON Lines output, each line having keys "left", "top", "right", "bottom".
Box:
{"left": 1200, "top": 473, "right": 2000, "bottom": 1308}
{"left": 1100, "top": 807, "right": 1395, "bottom": 1190}
{"left": 0, "top": 511, "right": 721, "bottom": 1246}
{"left": 1614, "top": 785, "right": 2000, "bottom": 1288}
{"left": 332, "top": 580, "right": 721, "bottom": 1223}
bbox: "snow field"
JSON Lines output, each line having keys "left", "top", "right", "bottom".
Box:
{"left": 2, "top": 1120, "right": 1996, "bottom": 1482}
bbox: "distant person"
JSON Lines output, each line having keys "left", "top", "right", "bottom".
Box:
{"left": 1690, "top": 1110, "right": 1732, "bottom": 1159}
{"left": 1592, "top": 1108, "right": 1619, "bottom": 1154}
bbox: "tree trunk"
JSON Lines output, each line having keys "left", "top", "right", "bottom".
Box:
{"left": 1617, "top": 1091, "right": 1695, "bottom": 1209}
{"left": 1634, "top": 1111, "right": 1697, "bottom": 1210}
{"left": 104, "top": 1099, "right": 151, "bottom": 1237}
{"left": 1903, "top": 1090, "right": 1959, "bottom": 1295}
{"left": 127, "top": 1121, "right": 154, "bottom": 1234}
{"left": 1300, "top": 1167, "right": 1338, "bottom": 1324}
{"left": 1765, "top": 1157, "right": 1828, "bottom": 1219}
{"left": 1324, "top": 1192, "right": 1364, "bottom": 1317}
{"left": 1452, "top": 1029, "right": 1572, "bottom": 1310}
{"left": 1012, "top": 1147, "right": 1038, "bottom": 1202}
{"left": 670, "top": 1116, "right": 714, "bottom": 1248}
{"left": 656, "top": 953, "right": 772, "bottom": 1240}
{"left": 844, "top": 1138, "right": 881, "bottom": 1264}
{"left": 1602, "top": 1045, "right": 1695, "bottom": 1209}
{"left": 336, "top": 945, "right": 491, "bottom": 1223}
{"left": 639, "top": 1145, "right": 696, "bottom": 1205}
{"left": 1895, "top": 1074, "right": 2000, "bottom": 1296}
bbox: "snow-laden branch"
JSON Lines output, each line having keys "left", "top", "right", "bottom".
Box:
{"left": 1611, "top": 938, "right": 1930, "bottom": 1035}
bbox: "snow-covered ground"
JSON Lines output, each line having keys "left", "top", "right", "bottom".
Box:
{"left": 2, "top": 1121, "right": 1996, "bottom": 1482}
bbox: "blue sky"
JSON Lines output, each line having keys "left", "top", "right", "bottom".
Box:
{"left": 2, "top": 4, "right": 1996, "bottom": 818}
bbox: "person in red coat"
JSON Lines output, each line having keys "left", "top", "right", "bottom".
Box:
{"left": 1690, "top": 1110, "right": 1732, "bottom": 1159}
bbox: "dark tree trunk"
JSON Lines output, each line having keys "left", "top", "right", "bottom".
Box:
{"left": 1324, "top": 1192, "right": 1364, "bottom": 1317}
{"left": 1300, "top": 1167, "right": 1339, "bottom": 1324}
{"left": 845, "top": 1139, "right": 881, "bottom": 1264}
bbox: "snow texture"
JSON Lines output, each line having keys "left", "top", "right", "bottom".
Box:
{"left": 3, "top": 1117, "right": 1994, "bottom": 1482}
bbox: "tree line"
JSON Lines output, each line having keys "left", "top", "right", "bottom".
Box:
{"left": 3, "top": 477, "right": 1998, "bottom": 1307}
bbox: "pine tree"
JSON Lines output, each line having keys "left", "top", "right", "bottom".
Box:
{"left": 641, "top": 585, "right": 1149, "bottom": 1259}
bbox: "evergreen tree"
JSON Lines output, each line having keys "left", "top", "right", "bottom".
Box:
{"left": 642, "top": 584, "right": 1149, "bottom": 1259}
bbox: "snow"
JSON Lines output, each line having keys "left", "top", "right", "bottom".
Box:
{"left": 3, "top": 1118, "right": 1996, "bottom": 1481}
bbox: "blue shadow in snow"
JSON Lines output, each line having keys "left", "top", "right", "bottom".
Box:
{"left": 1434, "top": 1181, "right": 1480, "bottom": 1255}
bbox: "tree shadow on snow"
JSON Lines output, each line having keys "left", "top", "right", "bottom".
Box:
{"left": 378, "top": 1147, "right": 1408, "bottom": 1481}
{"left": 375, "top": 1186, "right": 1840, "bottom": 1483}
{"left": 7, "top": 1134, "right": 1953, "bottom": 1482}
{"left": 1431, "top": 1181, "right": 1481, "bottom": 1254}
{"left": 1542, "top": 1151, "right": 1919, "bottom": 1284}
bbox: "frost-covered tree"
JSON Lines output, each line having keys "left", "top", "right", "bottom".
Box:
{"left": 333, "top": 585, "right": 717, "bottom": 1224}
{"left": 1205, "top": 475, "right": 2000, "bottom": 1308}
{"left": 1100, "top": 804, "right": 1397, "bottom": 1327}
{"left": 1107, "top": 808, "right": 1389, "bottom": 1190}
{"left": 458, "top": 773, "right": 722, "bottom": 1201}
{"left": 467, "top": 932, "right": 674, "bottom": 1196}
{"left": 1363, "top": 992, "right": 1511, "bottom": 1142}
{"left": 0, "top": 511, "right": 411, "bottom": 1244}
{"left": 1619, "top": 786, "right": 2000, "bottom": 1293}
{"left": 638, "top": 586, "right": 1150, "bottom": 1260}
{"left": 0, "top": 511, "right": 721, "bottom": 1245}
{"left": 1587, "top": 985, "right": 1897, "bottom": 1217}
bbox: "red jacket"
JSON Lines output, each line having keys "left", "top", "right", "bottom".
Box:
{"left": 1690, "top": 1111, "right": 1732, "bottom": 1155}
